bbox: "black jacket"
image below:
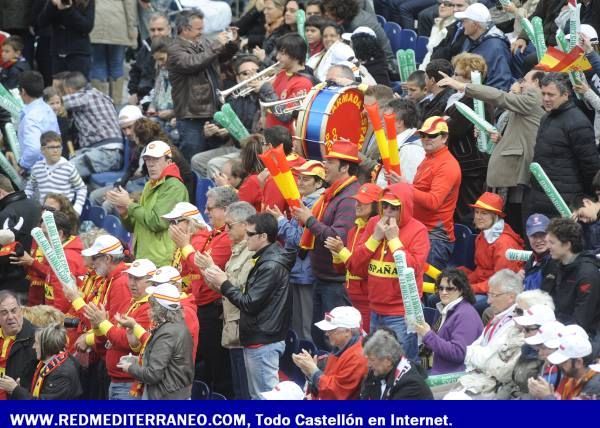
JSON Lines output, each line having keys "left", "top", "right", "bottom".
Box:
{"left": 360, "top": 358, "right": 433, "bottom": 400}
{"left": 0, "top": 191, "right": 42, "bottom": 293}
{"left": 128, "top": 38, "right": 155, "bottom": 98}
{"left": 221, "top": 242, "right": 295, "bottom": 346}
{"left": 5, "top": 318, "right": 37, "bottom": 398}
{"left": 0, "top": 59, "right": 31, "bottom": 90}
{"left": 529, "top": 101, "right": 600, "bottom": 217}
{"left": 421, "top": 87, "right": 455, "bottom": 119}
{"left": 234, "top": 6, "right": 266, "bottom": 52}
{"left": 37, "top": 0, "right": 95, "bottom": 57}
{"left": 431, "top": 21, "right": 466, "bottom": 62}
{"left": 11, "top": 354, "right": 82, "bottom": 400}
{"left": 541, "top": 251, "right": 600, "bottom": 336}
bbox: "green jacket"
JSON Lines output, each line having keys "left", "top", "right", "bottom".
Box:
{"left": 122, "top": 170, "right": 189, "bottom": 267}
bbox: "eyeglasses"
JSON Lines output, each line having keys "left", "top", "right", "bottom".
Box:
{"left": 225, "top": 221, "right": 241, "bottom": 228}
{"left": 168, "top": 218, "right": 186, "bottom": 226}
{"left": 246, "top": 230, "right": 261, "bottom": 237}
{"left": 437, "top": 285, "right": 458, "bottom": 293}
{"left": 488, "top": 291, "right": 509, "bottom": 298}
{"left": 43, "top": 145, "right": 62, "bottom": 151}
{"left": 514, "top": 307, "right": 524, "bottom": 316}
{"left": 381, "top": 201, "right": 401, "bottom": 210}
{"left": 237, "top": 69, "right": 258, "bottom": 77}
{"left": 206, "top": 205, "right": 219, "bottom": 212}
{"left": 91, "top": 254, "right": 107, "bottom": 261}
{"left": 523, "top": 325, "right": 540, "bottom": 333}
{"left": 439, "top": 0, "right": 454, "bottom": 6}
{"left": 419, "top": 132, "right": 442, "bottom": 140}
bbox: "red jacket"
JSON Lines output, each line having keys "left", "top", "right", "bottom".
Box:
{"left": 238, "top": 174, "right": 263, "bottom": 212}
{"left": 265, "top": 71, "right": 313, "bottom": 132}
{"left": 95, "top": 296, "right": 152, "bottom": 381}
{"left": 314, "top": 339, "right": 368, "bottom": 400}
{"left": 461, "top": 222, "right": 525, "bottom": 294}
{"left": 26, "top": 243, "right": 46, "bottom": 306}
{"left": 181, "top": 292, "right": 199, "bottom": 361}
{"left": 262, "top": 153, "right": 306, "bottom": 213}
{"left": 182, "top": 226, "right": 232, "bottom": 306}
{"left": 335, "top": 218, "right": 370, "bottom": 304}
{"left": 348, "top": 183, "right": 430, "bottom": 316}
{"left": 175, "top": 230, "right": 210, "bottom": 295}
{"left": 412, "top": 146, "right": 461, "bottom": 242}
{"left": 29, "top": 237, "right": 87, "bottom": 313}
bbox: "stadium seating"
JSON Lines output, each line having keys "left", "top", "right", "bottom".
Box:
{"left": 90, "top": 138, "right": 131, "bottom": 188}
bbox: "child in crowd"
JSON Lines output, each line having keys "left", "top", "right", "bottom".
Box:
{"left": 0, "top": 36, "right": 30, "bottom": 89}
{"left": 146, "top": 36, "right": 176, "bottom": 141}
{"left": 405, "top": 70, "right": 428, "bottom": 104}
{"left": 43, "top": 87, "right": 75, "bottom": 156}
{"left": 305, "top": 15, "right": 326, "bottom": 69}
{"left": 24, "top": 131, "right": 87, "bottom": 215}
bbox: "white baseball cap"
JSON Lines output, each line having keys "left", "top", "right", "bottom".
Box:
{"left": 454, "top": 4, "right": 491, "bottom": 23}
{"left": 124, "top": 259, "right": 157, "bottom": 278}
{"left": 514, "top": 304, "right": 556, "bottom": 327}
{"left": 544, "top": 324, "right": 589, "bottom": 349}
{"left": 566, "top": 24, "right": 598, "bottom": 42}
{"left": 315, "top": 306, "right": 361, "bottom": 331}
{"left": 146, "top": 283, "right": 181, "bottom": 310}
{"left": 590, "top": 363, "right": 600, "bottom": 372}
{"left": 118, "top": 105, "right": 143, "bottom": 126}
{"left": 547, "top": 334, "right": 592, "bottom": 365}
{"left": 142, "top": 140, "right": 172, "bottom": 158}
{"left": 150, "top": 266, "right": 182, "bottom": 284}
{"left": 162, "top": 202, "right": 209, "bottom": 228}
{"left": 525, "top": 320, "right": 564, "bottom": 346}
{"left": 81, "top": 235, "right": 124, "bottom": 257}
{"left": 260, "top": 381, "right": 305, "bottom": 400}
{"left": 342, "top": 26, "right": 376, "bottom": 42}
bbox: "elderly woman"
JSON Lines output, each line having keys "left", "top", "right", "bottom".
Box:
{"left": 267, "top": 161, "right": 325, "bottom": 340}
{"left": 0, "top": 324, "right": 82, "bottom": 399}
{"left": 221, "top": 201, "right": 257, "bottom": 400}
{"left": 415, "top": 269, "right": 483, "bottom": 374}
{"left": 292, "top": 306, "right": 368, "bottom": 399}
{"left": 459, "top": 192, "right": 524, "bottom": 312}
{"left": 117, "top": 283, "right": 194, "bottom": 400}
{"left": 360, "top": 328, "right": 433, "bottom": 400}
{"left": 106, "top": 140, "right": 189, "bottom": 266}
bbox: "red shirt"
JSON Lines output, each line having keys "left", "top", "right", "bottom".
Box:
{"left": 238, "top": 174, "right": 263, "bottom": 212}
{"left": 0, "top": 331, "right": 16, "bottom": 400}
{"left": 265, "top": 70, "right": 313, "bottom": 133}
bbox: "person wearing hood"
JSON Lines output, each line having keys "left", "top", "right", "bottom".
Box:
{"left": 455, "top": 3, "right": 512, "bottom": 91}
{"left": 542, "top": 218, "right": 600, "bottom": 338}
{"left": 106, "top": 141, "right": 189, "bottom": 267}
{"left": 267, "top": 161, "right": 326, "bottom": 341}
{"left": 293, "top": 306, "right": 368, "bottom": 399}
{"left": 203, "top": 213, "right": 295, "bottom": 400}
{"left": 346, "top": 182, "right": 430, "bottom": 361}
{"left": 521, "top": 213, "right": 554, "bottom": 291}
{"left": 459, "top": 192, "right": 524, "bottom": 311}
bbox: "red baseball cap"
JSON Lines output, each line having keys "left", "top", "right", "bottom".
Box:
{"left": 351, "top": 183, "right": 382, "bottom": 204}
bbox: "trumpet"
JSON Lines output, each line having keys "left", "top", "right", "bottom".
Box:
{"left": 260, "top": 95, "right": 307, "bottom": 115}
{"left": 217, "top": 62, "right": 280, "bottom": 103}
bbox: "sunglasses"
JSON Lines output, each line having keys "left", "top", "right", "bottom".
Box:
{"left": 437, "top": 285, "right": 458, "bottom": 293}
{"left": 246, "top": 230, "right": 261, "bottom": 237}
{"left": 168, "top": 218, "right": 186, "bottom": 226}
{"left": 419, "top": 132, "right": 442, "bottom": 140}
{"left": 514, "top": 307, "right": 524, "bottom": 316}
{"left": 523, "top": 325, "right": 540, "bottom": 333}
{"left": 381, "top": 201, "right": 401, "bottom": 210}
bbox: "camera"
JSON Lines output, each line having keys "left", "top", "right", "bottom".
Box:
{"left": 64, "top": 317, "right": 80, "bottom": 328}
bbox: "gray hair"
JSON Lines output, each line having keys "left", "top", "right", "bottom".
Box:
{"left": 225, "top": 201, "right": 257, "bottom": 223}
{"left": 541, "top": 72, "right": 571, "bottom": 95}
{"left": 206, "top": 186, "right": 239, "bottom": 209}
{"left": 37, "top": 323, "right": 67, "bottom": 360}
{"left": 175, "top": 9, "right": 204, "bottom": 35}
{"left": 328, "top": 64, "right": 355, "bottom": 81}
{"left": 466, "top": 0, "right": 478, "bottom": 4}
{"left": 488, "top": 269, "right": 523, "bottom": 296}
{"left": 64, "top": 71, "right": 88, "bottom": 91}
{"left": 363, "top": 329, "right": 404, "bottom": 360}
{"left": 150, "top": 299, "right": 184, "bottom": 325}
{"left": 109, "top": 253, "right": 126, "bottom": 264}
{"left": 149, "top": 12, "right": 170, "bottom": 25}
{"left": 517, "top": 289, "right": 555, "bottom": 311}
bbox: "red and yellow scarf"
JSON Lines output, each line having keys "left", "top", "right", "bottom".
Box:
{"left": 30, "top": 352, "right": 69, "bottom": 398}
{"left": 300, "top": 176, "right": 357, "bottom": 250}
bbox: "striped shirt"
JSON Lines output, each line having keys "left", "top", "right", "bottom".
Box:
{"left": 24, "top": 157, "right": 88, "bottom": 214}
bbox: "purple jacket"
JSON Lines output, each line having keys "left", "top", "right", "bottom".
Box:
{"left": 306, "top": 180, "right": 360, "bottom": 282}
{"left": 422, "top": 299, "right": 483, "bottom": 375}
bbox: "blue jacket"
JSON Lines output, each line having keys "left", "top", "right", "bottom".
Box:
{"left": 464, "top": 26, "right": 512, "bottom": 92}
{"left": 582, "top": 220, "right": 600, "bottom": 255}
{"left": 277, "top": 189, "right": 324, "bottom": 285}
{"left": 422, "top": 299, "right": 483, "bottom": 375}
{"left": 523, "top": 252, "right": 552, "bottom": 291}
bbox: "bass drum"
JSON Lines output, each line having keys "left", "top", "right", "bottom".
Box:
{"left": 295, "top": 83, "right": 369, "bottom": 160}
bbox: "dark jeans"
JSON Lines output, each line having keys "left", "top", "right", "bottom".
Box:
{"left": 176, "top": 118, "right": 208, "bottom": 159}
{"left": 52, "top": 54, "right": 91, "bottom": 80}
{"left": 230, "top": 348, "right": 250, "bottom": 400}
{"left": 196, "top": 301, "right": 233, "bottom": 398}
{"left": 311, "top": 278, "right": 351, "bottom": 350}
{"left": 427, "top": 238, "right": 454, "bottom": 271}
{"left": 392, "top": 0, "right": 438, "bottom": 30}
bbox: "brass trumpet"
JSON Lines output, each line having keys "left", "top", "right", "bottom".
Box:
{"left": 217, "top": 62, "right": 280, "bottom": 103}
{"left": 259, "top": 95, "right": 307, "bottom": 115}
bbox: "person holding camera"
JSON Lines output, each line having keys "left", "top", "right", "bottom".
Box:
{"left": 37, "top": 0, "right": 95, "bottom": 78}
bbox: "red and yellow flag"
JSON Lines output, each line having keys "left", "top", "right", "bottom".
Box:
{"left": 535, "top": 46, "right": 592, "bottom": 73}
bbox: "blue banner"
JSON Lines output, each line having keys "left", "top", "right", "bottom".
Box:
{"left": 0, "top": 400, "right": 595, "bottom": 428}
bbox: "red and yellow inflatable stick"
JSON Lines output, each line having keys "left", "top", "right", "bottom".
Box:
{"left": 384, "top": 112, "right": 401, "bottom": 175}
{"left": 259, "top": 145, "right": 301, "bottom": 208}
{"left": 364, "top": 102, "right": 390, "bottom": 174}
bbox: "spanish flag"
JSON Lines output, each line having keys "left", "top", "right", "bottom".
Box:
{"left": 535, "top": 46, "right": 592, "bottom": 73}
